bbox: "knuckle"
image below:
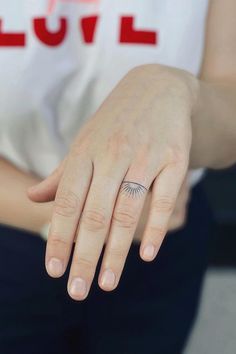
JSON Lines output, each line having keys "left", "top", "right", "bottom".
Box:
{"left": 54, "top": 190, "right": 80, "bottom": 217}
{"left": 149, "top": 226, "right": 166, "bottom": 240}
{"left": 153, "top": 196, "right": 175, "bottom": 214}
{"left": 82, "top": 208, "right": 108, "bottom": 232}
{"left": 109, "top": 247, "right": 126, "bottom": 261}
{"left": 74, "top": 255, "right": 94, "bottom": 270}
{"left": 166, "top": 145, "right": 189, "bottom": 169}
{"left": 113, "top": 208, "right": 137, "bottom": 229}
{"left": 48, "top": 235, "right": 69, "bottom": 249}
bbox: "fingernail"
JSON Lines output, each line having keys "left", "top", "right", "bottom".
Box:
{"left": 142, "top": 244, "right": 156, "bottom": 261}
{"left": 47, "top": 257, "right": 63, "bottom": 277}
{"left": 100, "top": 269, "right": 116, "bottom": 289}
{"left": 70, "top": 278, "right": 87, "bottom": 298}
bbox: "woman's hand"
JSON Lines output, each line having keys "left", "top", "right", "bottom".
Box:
{"left": 28, "top": 64, "right": 199, "bottom": 300}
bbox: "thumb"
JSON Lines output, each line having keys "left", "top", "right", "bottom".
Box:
{"left": 27, "top": 158, "right": 67, "bottom": 202}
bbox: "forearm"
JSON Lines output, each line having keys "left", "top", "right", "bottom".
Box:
{"left": 190, "top": 79, "right": 236, "bottom": 169}
{"left": 0, "top": 157, "right": 53, "bottom": 234}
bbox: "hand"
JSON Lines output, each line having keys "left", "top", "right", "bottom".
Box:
{"left": 134, "top": 175, "right": 191, "bottom": 242}
{"left": 28, "top": 64, "right": 199, "bottom": 300}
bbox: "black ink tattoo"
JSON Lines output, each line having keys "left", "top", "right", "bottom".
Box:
{"left": 121, "top": 181, "right": 148, "bottom": 198}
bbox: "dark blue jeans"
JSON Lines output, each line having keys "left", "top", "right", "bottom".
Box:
{"left": 0, "top": 183, "right": 213, "bottom": 354}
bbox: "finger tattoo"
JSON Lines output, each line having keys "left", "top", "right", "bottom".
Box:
{"left": 121, "top": 181, "right": 148, "bottom": 199}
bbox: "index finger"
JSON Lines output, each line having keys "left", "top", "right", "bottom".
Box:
{"left": 45, "top": 155, "right": 92, "bottom": 278}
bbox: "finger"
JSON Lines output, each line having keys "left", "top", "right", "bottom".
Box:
{"left": 67, "top": 163, "right": 127, "bottom": 301}
{"left": 45, "top": 156, "right": 93, "bottom": 278}
{"left": 98, "top": 162, "right": 153, "bottom": 292}
{"left": 27, "top": 158, "right": 67, "bottom": 202}
{"left": 140, "top": 164, "right": 187, "bottom": 262}
{"left": 134, "top": 191, "right": 152, "bottom": 243}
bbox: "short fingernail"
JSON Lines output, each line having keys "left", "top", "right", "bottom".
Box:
{"left": 47, "top": 258, "right": 63, "bottom": 277}
{"left": 142, "top": 244, "right": 156, "bottom": 261}
{"left": 100, "top": 269, "right": 116, "bottom": 289}
{"left": 70, "top": 278, "right": 87, "bottom": 298}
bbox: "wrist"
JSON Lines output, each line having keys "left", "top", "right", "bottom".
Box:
{"left": 130, "top": 63, "right": 200, "bottom": 113}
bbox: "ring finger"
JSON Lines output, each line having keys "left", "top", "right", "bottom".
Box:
{"left": 98, "top": 161, "right": 156, "bottom": 292}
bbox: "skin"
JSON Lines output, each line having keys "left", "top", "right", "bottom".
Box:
{"left": 26, "top": 0, "right": 236, "bottom": 301}
{"left": 0, "top": 156, "right": 188, "bottom": 239}
{"left": 0, "top": 157, "right": 53, "bottom": 233}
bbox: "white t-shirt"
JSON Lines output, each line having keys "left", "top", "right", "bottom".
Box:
{"left": 0, "top": 0, "right": 209, "bottom": 182}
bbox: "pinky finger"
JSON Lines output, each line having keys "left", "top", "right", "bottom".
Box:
{"left": 140, "top": 165, "right": 187, "bottom": 262}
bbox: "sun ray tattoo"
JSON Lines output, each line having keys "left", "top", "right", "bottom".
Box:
{"left": 121, "top": 181, "right": 148, "bottom": 199}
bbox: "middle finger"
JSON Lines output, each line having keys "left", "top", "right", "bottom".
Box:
{"left": 67, "top": 162, "right": 128, "bottom": 300}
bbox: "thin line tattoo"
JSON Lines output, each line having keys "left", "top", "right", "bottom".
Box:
{"left": 121, "top": 181, "right": 148, "bottom": 198}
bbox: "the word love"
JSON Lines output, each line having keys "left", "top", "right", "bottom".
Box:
{"left": 0, "top": 15, "right": 158, "bottom": 47}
